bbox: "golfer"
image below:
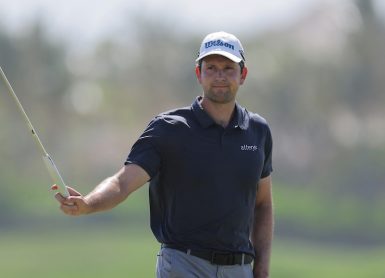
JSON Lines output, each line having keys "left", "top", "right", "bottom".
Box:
{"left": 55, "top": 31, "right": 273, "bottom": 278}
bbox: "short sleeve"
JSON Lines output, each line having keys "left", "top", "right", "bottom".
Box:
{"left": 260, "top": 125, "right": 273, "bottom": 178}
{"left": 124, "top": 118, "right": 162, "bottom": 179}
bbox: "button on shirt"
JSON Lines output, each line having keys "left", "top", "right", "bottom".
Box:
{"left": 125, "top": 96, "right": 273, "bottom": 256}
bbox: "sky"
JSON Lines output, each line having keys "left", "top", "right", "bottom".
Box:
{"left": 0, "top": 0, "right": 328, "bottom": 44}
{"left": 1, "top": 0, "right": 384, "bottom": 49}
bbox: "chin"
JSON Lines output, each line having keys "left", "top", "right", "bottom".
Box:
{"left": 207, "top": 94, "right": 235, "bottom": 104}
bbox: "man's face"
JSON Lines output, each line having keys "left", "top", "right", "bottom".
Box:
{"left": 197, "top": 55, "right": 247, "bottom": 104}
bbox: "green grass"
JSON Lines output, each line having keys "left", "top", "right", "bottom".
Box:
{"left": 273, "top": 182, "right": 385, "bottom": 238}
{"left": 272, "top": 239, "right": 385, "bottom": 278}
{"left": 0, "top": 227, "right": 159, "bottom": 278}
{"left": 0, "top": 227, "right": 384, "bottom": 278}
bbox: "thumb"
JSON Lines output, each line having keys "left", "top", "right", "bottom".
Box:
{"left": 66, "top": 186, "right": 82, "bottom": 197}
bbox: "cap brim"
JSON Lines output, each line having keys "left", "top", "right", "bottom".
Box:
{"left": 196, "top": 51, "right": 242, "bottom": 63}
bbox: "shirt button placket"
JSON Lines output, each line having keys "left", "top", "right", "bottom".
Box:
{"left": 220, "top": 129, "right": 226, "bottom": 149}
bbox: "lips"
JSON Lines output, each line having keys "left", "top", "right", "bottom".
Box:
{"left": 212, "top": 84, "right": 229, "bottom": 88}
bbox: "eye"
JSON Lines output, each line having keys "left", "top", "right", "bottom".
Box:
{"left": 225, "top": 66, "right": 235, "bottom": 72}
{"left": 205, "top": 65, "right": 216, "bottom": 73}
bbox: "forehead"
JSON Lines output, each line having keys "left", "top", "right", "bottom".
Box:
{"left": 201, "top": 54, "right": 237, "bottom": 65}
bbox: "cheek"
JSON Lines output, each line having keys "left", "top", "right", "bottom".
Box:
{"left": 198, "top": 74, "right": 212, "bottom": 88}
{"left": 229, "top": 75, "right": 242, "bottom": 87}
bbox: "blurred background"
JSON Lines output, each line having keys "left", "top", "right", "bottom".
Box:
{"left": 0, "top": 0, "right": 384, "bottom": 277}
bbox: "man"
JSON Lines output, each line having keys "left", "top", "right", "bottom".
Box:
{"left": 55, "top": 31, "right": 274, "bottom": 278}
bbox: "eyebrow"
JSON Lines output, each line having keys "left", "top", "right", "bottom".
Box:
{"left": 204, "top": 62, "right": 236, "bottom": 67}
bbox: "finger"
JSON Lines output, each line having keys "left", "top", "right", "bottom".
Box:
{"left": 64, "top": 196, "right": 82, "bottom": 205}
{"left": 61, "top": 204, "right": 79, "bottom": 216}
{"left": 61, "top": 202, "right": 78, "bottom": 210}
{"left": 54, "top": 192, "right": 66, "bottom": 203}
{"left": 66, "top": 186, "right": 82, "bottom": 196}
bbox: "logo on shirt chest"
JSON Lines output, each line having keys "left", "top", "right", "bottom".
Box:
{"left": 240, "top": 144, "right": 258, "bottom": 151}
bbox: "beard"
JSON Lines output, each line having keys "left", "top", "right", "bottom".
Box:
{"left": 205, "top": 87, "right": 235, "bottom": 104}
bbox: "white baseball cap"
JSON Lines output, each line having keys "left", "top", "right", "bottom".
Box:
{"left": 196, "top": 31, "right": 245, "bottom": 63}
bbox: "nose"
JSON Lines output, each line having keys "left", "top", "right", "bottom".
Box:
{"left": 214, "top": 69, "right": 226, "bottom": 80}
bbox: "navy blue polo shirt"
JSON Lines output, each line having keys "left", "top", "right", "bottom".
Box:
{"left": 125, "top": 96, "right": 273, "bottom": 256}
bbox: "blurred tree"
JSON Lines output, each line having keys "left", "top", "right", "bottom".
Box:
{"left": 1, "top": 5, "right": 385, "bottom": 243}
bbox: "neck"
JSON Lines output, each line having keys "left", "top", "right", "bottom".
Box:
{"left": 200, "top": 97, "right": 235, "bottom": 128}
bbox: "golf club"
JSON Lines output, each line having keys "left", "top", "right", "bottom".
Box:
{"left": 0, "top": 66, "right": 69, "bottom": 197}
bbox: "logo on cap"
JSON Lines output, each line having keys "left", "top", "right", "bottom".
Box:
{"left": 205, "top": 40, "right": 235, "bottom": 50}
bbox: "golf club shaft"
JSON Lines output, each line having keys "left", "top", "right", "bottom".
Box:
{"left": 0, "top": 66, "right": 69, "bottom": 196}
{"left": 0, "top": 67, "right": 48, "bottom": 155}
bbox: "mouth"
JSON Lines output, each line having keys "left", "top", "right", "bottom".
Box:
{"left": 212, "top": 84, "right": 229, "bottom": 88}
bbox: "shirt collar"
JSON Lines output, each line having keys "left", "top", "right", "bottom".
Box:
{"left": 191, "top": 96, "right": 215, "bottom": 128}
{"left": 233, "top": 102, "right": 250, "bottom": 130}
{"left": 191, "top": 96, "right": 249, "bottom": 130}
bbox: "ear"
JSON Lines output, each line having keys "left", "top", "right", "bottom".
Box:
{"left": 195, "top": 66, "right": 202, "bottom": 83}
{"left": 240, "top": 66, "right": 248, "bottom": 84}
